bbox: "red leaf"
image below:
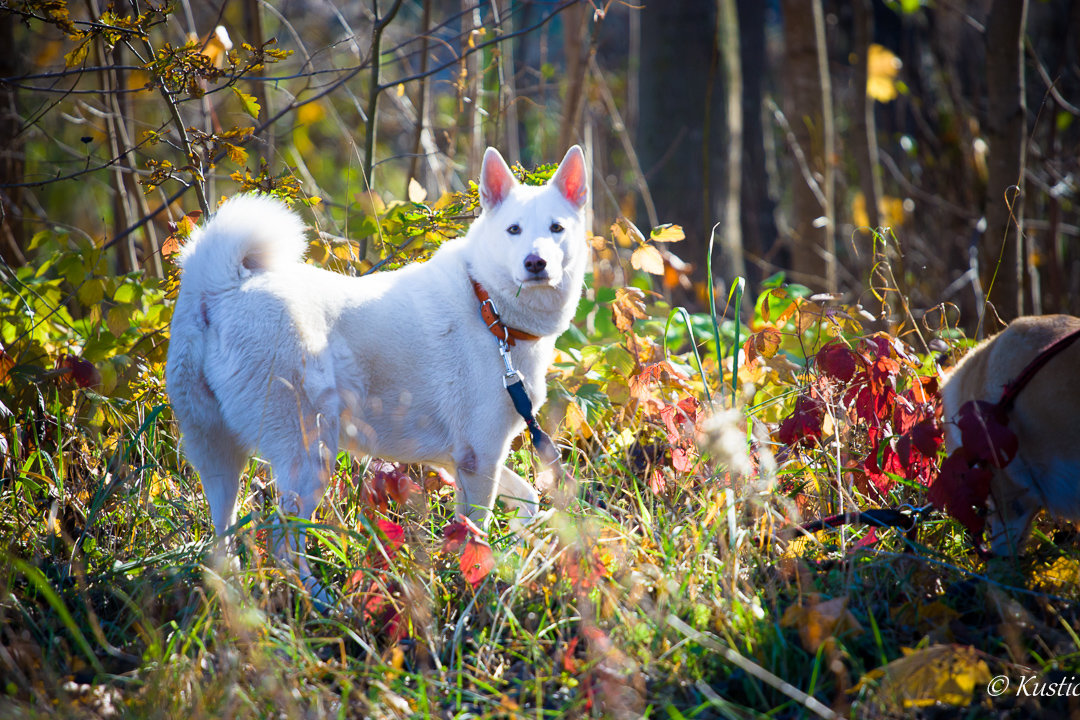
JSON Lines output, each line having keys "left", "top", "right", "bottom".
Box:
{"left": 442, "top": 522, "right": 468, "bottom": 554}
{"left": 670, "top": 444, "right": 694, "bottom": 473}
{"left": 864, "top": 442, "right": 905, "bottom": 495}
{"left": 559, "top": 546, "right": 609, "bottom": 590}
{"left": 853, "top": 527, "right": 880, "bottom": 550}
{"left": 861, "top": 335, "right": 892, "bottom": 361}
{"left": 658, "top": 404, "right": 681, "bottom": 444}
{"left": 376, "top": 519, "right": 405, "bottom": 549}
{"left": 776, "top": 392, "right": 825, "bottom": 447}
{"left": 909, "top": 375, "right": 939, "bottom": 404}
{"left": 910, "top": 419, "right": 944, "bottom": 458}
{"left": 385, "top": 471, "right": 421, "bottom": 506}
{"left": 676, "top": 395, "right": 701, "bottom": 424}
{"left": 562, "top": 637, "right": 580, "bottom": 673}
{"left": 648, "top": 468, "right": 667, "bottom": 495}
{"left": 892, "top": 393, "right": 919, "bottom": 434}
{"left": 817, "top": 342, "right": 859, "bottom": 382}
{"left": 442, "top": 515, "right": 486, "bottom": 554}
{"left": 60, "top": 355, "right": 101, "bottom": 388}
{"left": 927, "top": 451, "right": 993, "bottom": 540}
{"left": 459, "top": 537, "right": 495, "bottom": 586}
{"left": 955, "top": 400, "right": 1018, "bottom": 469}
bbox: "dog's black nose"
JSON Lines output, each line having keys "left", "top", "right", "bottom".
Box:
{"left": 524, "top": 253, "right": 547, "bottom": 274}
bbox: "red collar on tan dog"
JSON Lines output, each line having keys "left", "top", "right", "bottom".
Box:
{"left": 929, "top": 325, "right": 1080, "bottom": 549}
{"left": 471, "top": 280, "right": 540, "bottom": 346}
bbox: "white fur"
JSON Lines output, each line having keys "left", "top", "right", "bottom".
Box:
{"left": 167, "top": 147, "right": 589, "bottom": 598}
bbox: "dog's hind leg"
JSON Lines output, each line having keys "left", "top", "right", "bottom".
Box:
{"left": 181, "top": 423, "right": 249, "bottom": 579}
{"left": 182, "top": 423, "right": 249, "bottom": 537}
{"left": 264, "top": 383, "right": 341, "bottom": 604}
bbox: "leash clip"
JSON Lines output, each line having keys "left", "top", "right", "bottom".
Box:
{"left": 498, "top": 337, "right": 521, "bottom": 386}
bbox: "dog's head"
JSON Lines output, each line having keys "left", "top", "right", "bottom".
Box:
{"left": 475, "top": 146, "right": 588, "bottom": 292}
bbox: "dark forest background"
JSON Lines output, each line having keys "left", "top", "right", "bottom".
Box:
{"left": 2, "top": 0, "right": 1078, "bottom": 332}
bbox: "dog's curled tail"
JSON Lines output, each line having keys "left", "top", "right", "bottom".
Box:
{"left": 177, "top": 194, "right": 308, "bottom": 289}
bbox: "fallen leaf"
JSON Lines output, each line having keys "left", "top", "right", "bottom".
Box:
{"left": 857, "top": 644, "right": 990, "bottom": 709}
{"left": 781, "top": 595, "right": 863, "bottom": 653}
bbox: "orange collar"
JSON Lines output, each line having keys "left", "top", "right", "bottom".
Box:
{"left": 471, "top": 280, "right": 540, "bottom": 346}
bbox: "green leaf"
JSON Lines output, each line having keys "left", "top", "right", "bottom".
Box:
{"left": 231, "top": 86, "right": 261, "bottom": 119}
{"left": 77, "top": 278, "right": 105, "bottom": 307}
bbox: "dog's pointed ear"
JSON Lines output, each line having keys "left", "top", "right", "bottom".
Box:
{"left": 480, "top": 147, "right": 516, "bottom": 211}
{"left": 549, "top": 145, "right": 588, "bottom": 211}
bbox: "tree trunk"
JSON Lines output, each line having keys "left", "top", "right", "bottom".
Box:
{"left": 0, "top": 11, "right": 25, "bottom": 266}
{"left": 638, "top": 0, "right": 723, "bottom": 303}
{"left": 717, "top": 0, "right": 745, "bottom": 283}
{"left": 780, "top": 0, "right": 836, "bottom": 292}
{"left": 558, "top": 2, "right": 590, "bottom": 152}
{"left": 982, "top": 0, "right": 1029, "bottom": 321}
{"left": 852, "top": 0, "right": 882, "bottom": 232}
{"left": 736, "top": 0, "right": 777, "bottom": 288}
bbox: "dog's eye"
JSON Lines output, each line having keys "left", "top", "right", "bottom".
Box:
{"left": 507, "top": 224, "right": 522, "bottom": 235}
{"left": 550, "top": 222, "right": 564, "bottom": 234}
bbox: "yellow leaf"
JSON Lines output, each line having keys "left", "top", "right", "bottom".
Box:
{"left": 563, "top": 400, "right": 593, "bottom": 440}
{"left": 880, "top": 195, "right": 906, "bottom": 227}
{"left": 64, "top": 37, "right": 91, "bottom": 68}
{"left": 852, "top": 191, "right": 869, "bottom": 228}
{"left": 630, "top": 245, "right": 665, "bottom": 275}
{"left": 407, "top": 177, "right": 428, "bottom": 203}
{"left": 224, "top": 142, "right": 248, "bottom": 165}
{"left": 202, "top": 26, "right": 233, "bottom": 68}
{"left": 866, "top": 44, "right": 902, "bottom": 103}
{"left": 650, "top": 223, "right": 685, "bottom": 242}
{"left": 1035, "top": 556, "right": 1080, "bottom": 590}
{"left": 355, "top": 190, "right": 386, "bottom": 217}
{"left": 780, "top": 595, "right": 864, "bottom": 654}
{"left": 297, "top": 101, "right": 325, "bottom": 126}
{"left": 231, "top": 86, "right": 261, "bottom": 119}
{"left": 612, "top": 217, "right": 646, "bottom": 252}
{"left": 857, "top": 644, "right": 991, "bottom": 709}
{"left": 176, "top": 211, "right": 201, "bottom": 236}
{"left": 611, "top": 286, "right": 649, "bottom": 332}
{"left": 751, "top": 326, "right": 783, "bottom": 359}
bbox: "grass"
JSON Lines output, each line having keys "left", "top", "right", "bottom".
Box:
{"left": 3, "top": 287, "right": 1080, "bottom": 719}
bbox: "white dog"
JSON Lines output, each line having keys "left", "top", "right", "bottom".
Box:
{"left": 167, "top": 147, "right": 589, "bottom": 597}
{"left": 940, "top": 314, "right": 1080, "bottom": 554}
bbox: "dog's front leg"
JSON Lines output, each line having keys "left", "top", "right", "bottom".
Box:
{"left": 986, "top": 470, "right": 1041, "bottom": 556}
{"left": 452, "top": 445, "right": 504, "bottom": 527}
{"left": 497, "top": 467, "right": 540, "bottom": 523}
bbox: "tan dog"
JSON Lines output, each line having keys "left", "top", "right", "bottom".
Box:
{"left": 940, "top": 314, "right": 1080, "bottom": 554}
